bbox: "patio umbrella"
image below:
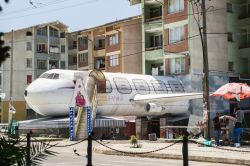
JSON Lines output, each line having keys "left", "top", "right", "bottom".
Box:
{"left": 210, "top": 83, "right": 250, "bottom": 100}
{"left": 219, "top": 115, "right": 236, "bottom": 121}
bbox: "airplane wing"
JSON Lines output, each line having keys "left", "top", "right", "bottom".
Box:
{"left": 131, "top": 93, "right": 203, "bottom": 104}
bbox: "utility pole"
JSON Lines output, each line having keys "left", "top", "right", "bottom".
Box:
{"left": 8, "top": 30, "right": 14, "bottom": 125}
{"left": 201, "top": 0, "right": 210, "bottom": 141}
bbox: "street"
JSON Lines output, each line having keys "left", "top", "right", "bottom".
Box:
{"left": 41, "top": 140, "right": 243, "bottom": 166}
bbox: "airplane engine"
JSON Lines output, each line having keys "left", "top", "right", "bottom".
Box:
{"left": 145, "top": 103, "right": 162, "bottom": 113}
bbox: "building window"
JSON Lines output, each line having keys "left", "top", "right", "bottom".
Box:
{"left": 150, "top": 35, "right": 162, "bottom": 47}
{"left": 169, "top": 26, "right": 184, "bottom": 44}
{"left": 150, "top": 6, "right": 162, "bottom": 18}
{"left": 26, "top": 42, "right": 32, "bottom": 51}
{"left": 0, "top": 74, "right": 1, "bottom": 87}
{"left": 228, "top": 32, "right": 233, "bottom": 42}
{"left": 26, "top": 31, "right": 32, "bottom": 36}
{"left": 79, "top": 37, "right": 88, "bottom": 48}
{"left": 79, "top": 53, "right": 88, "bottom": 63}
{"left": 50, "top": 45, "right": 59, "bottom": 53}
{"left": 98, "top": 39, "right": 105, "bottom": 49}
{"left": 61, "top": 45, "right": 65, "bottom": 53}
{"left": 37, "top": 27, "right": 47, "bottom": 36}
{"left": 27, "top": 75, "right": 32, "bottom": 84}
{"left": 168, "top": 0, "right": 184, "bottom": 14}
{"left": 170, "top": 57, "right": 185, "bottom": 74}
{"left": 108, "top": 33, "right": 119, "bottom": 46}
{"left": 26, "top": 58, "right": 32, "bottom": 68}
{"left": 227, "top": 3, "right": 233, "bottom": 13}
{"left": 110, "top": 54, "right": 119, "bottom": 67}
{"left": 49, "top": 27, "right": 59, "bottom": 38}
{"left": 73, "top": 56, "right": 77, "bottom": 64}
{"left": 60, "top": 32, "right": 65, "bottom": 38}
{"left": 95, "top": 58, "right": 105, "bottom": 70}
{"left": 37, "top": 60, "right": 47, "bottom": 69}
{"left": 73, "top": 41, "right": 77, "bottom": 49}
{"left": 60, "top": 61, "right": 65, "bottom": 69}
{"left": 228, "top": 62, "right": 234, "bottom": 71}
{"left": 37, "top": 44, "right": 46, "bottom": 53}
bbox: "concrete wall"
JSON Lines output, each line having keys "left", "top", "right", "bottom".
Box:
{"left": 189, "top": 0, "right": 228, "bottom": 73}
{"left": 121, "top": 18, "right": 142, "bottom": 74}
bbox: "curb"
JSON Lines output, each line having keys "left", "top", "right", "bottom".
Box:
{"left": 93, "top": 147, "right": 250, "bottom": 165}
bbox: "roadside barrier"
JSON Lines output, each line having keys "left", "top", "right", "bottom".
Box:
{"left": 94, "top": 139, "right": 182, "bottom": 155}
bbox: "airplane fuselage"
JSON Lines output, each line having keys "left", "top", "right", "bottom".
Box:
{"left": 25, "top": 69, "right": 192, "bottom": 117}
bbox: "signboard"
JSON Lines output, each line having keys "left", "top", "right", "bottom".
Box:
{"left": 69, "top": 107, "right": 75, "bottom": 141}
{"left": 87, "top": 106, "right": 92, "bottom": 136}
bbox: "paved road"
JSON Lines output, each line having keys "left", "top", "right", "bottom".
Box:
{"left": 41, "top": 140, "right": 243, "bottom": 166}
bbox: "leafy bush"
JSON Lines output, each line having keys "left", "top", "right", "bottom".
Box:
{"left": 129, "top": 135, "right": 142, "bottom": 148}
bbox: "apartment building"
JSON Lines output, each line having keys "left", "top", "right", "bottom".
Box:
{"left": 68, "top": 16, "right": 142, "bottom": 74}
{"left": 67, "top": 32, "right": 78, "bottom": 70}
{"left": 1, "top": 21, "right": 68, "bottom": 123}
{"left": 129, "top": 0, "right": 250, "bottom": 139}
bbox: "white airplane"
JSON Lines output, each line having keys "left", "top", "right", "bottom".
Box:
{"left": 24, "top": 69, "right": 202, "bottom": 117}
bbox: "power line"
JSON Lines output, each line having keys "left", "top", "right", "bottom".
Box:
{"left": 0, "top": 0, "right": 100, "bottom": 21}
{"left": 0, "top": 0, "right": 72, "bottom": 16}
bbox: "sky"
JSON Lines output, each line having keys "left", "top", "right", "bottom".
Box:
{"left": 0, "top": 0, "right": 141, "bottom": 32}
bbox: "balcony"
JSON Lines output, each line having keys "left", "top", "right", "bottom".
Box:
{"left": 145, "top": 47, "right": 163, "bottom": 60}
{"left": 238, "top": 11, "right": 250, "bottom": 27}
{"left": 145, "top": 16, "right": 162, "bottom": 23}
{"left": 144, "top": 20, "right": 162, "bottom": 33}
{"left": 239, "top": 45, "right": 250, "bottom": 58}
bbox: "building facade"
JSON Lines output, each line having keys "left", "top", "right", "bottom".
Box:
{"left": 1, "top": 21, "right": 68, "bottom": 123}
{"left": 68, "top": 16, "right": 142, "bottom": 74}
{"left": 129, "top": 0, "right": 250, "bottom": 139}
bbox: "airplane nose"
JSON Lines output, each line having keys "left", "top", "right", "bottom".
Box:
{"left": 24, "top": 90, "right": 28, "bottom": 97}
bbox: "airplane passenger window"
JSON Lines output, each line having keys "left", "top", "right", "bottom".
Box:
{"left": 168, "top": 81, "right": 185, "bottom": 93}
{"left": 151, "top": 80, "right": 168, "bottom": 94}
{"left": 113, "top": 77, "right": 132, "bottom": 94}
{"left": 106, "top": 80, "right": 112, "bottom": 93}
{"left": 165, "top": 83, "right": 173, "bottom": 93}
{"left": 132, "top": 79, "right": 149, "bottom": 95}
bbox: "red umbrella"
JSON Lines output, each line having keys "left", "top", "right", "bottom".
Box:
{"left": 211, "top": 83, "right": 250, "bottom": 100}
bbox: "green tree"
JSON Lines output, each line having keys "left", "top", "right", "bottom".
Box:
{"left": 0, "top": 0, "right": 9, "bottom": 11}
{"left": 0, "top": 32, "right": 10, "bottom": 65}
{"left": 0, "top": 0, "right": 10, "bottom": 65}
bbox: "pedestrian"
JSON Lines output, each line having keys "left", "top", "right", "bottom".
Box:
{"left": 234, "top": 109, "right": 243, "bottom": 148}
{"left": 213, "top": 112, "right": 221, "bottom": 146}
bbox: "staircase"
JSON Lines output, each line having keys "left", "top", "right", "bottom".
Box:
{"left": 74, "top": 76, "right": 98, "bottom": 140}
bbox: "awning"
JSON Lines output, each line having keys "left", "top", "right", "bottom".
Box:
{"left": 93, "top": 118, "right": 125, "bottom": 128}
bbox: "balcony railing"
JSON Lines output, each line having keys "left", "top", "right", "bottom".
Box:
{"left": 239, "top": 43, "right": 250, "bottom": 49}
{"left": 94, "top": 46, "right": 105, "bottom": 50}
{"left": 239, "top": 12, "right": 250, "bottom": 19}
{"left": 145, "top": 16, "right": 162, "bottom": 23}
{"left": 145, "top": 45, "right": 162, "bottom": 51}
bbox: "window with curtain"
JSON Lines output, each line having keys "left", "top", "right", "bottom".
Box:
{"left": 170, "top": 57, "right": 185, "bottom": 74}
{"left": 110, "top": 54, "right": 119, "bottom": 67}
{"left": 168, "top": 0, "right": 184, "bottom": 14}
{"left": 169, "top": 25, "right": 184, "bottom": 44}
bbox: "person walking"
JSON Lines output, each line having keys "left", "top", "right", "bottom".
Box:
{"left": 213, "top": 112, "right": 221, "bottom": 146}
{"left": 234, "top": 109, "right": 244, "bottom": 148}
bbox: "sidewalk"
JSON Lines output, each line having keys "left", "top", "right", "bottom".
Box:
{"left": 93, "top": 140, "right": 250, "bottom": 165}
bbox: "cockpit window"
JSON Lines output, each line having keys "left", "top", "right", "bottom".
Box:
{"left": 53, "top": 73, "right": 59, "bottom": 79}
{"left": 40, "top": 73, "right": 49, "bottom": 78}
{"left": 39, "top": 73, "right": 59, "bottom": 79}
{"left": 47, "top": 73, "right": 54, "bottom": 79}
